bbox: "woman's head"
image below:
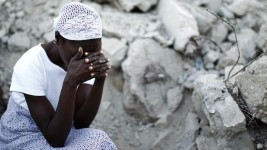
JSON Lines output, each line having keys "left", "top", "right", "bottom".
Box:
{"left": 54, "top": 2, "right": 102, "bottom": 40}
{"left": 53, "top": 2, "right": 102, "bottom": 66}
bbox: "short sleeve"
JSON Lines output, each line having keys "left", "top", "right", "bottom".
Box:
{"left": 83, "top": 78, "right": 95, "bottom": 85}
{"left": 10, "top": 55, "right": 46, "bottom": 96}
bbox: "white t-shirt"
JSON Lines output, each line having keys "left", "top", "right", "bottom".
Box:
{"left": 10, "top": 44, "right": 95, "bottom": 110}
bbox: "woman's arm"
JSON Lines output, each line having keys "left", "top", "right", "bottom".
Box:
{"left": 74, "top": 77, "right": 106, "bottom": 129}
{"left": 73, "top": 49, "right": 110, "bottom": 128}
{"left": 24, "top": 49, "right": 91, "bottom": 147}
{"left": 24, "top": 79, "right": 77, "bottom": 147}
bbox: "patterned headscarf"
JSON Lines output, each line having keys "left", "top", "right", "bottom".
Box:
{"left": 53, "top": 2, "right": 102, "bottom": 40}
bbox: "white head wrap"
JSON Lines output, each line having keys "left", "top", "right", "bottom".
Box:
{"left": 53, "top": 2, "right": 102, "bottom": 41}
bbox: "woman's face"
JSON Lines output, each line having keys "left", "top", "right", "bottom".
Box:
{"left": 58, "top": 38, "right": 102, "bottom": 68}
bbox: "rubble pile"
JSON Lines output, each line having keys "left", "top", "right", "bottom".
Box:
{"left": 1, "top": 0, "right": 267, "bottom": 149}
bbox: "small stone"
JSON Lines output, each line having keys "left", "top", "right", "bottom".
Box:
{"left": 219, "top": 5, "right": 234, "bottom": 19}
{"left": 0, "top": 0, "right": 6, "bottom": 5}
{"left": 257, "top": 23, "right": 267, "bottom": 52}
{"left": 115, "top": 0, "right": 158, "bottom": 12}
{"left": 227, "top": 0, "right": 251, "bottom": 16}
{"left": 184, "top": 42, "right": 197, "bottom": 58}
{"left": 205, "top": 63, "right": 214, "bottom": 70}
{"left": 0, "top": 29, "right": 6, "bottom": 38}
{"left": 204, "top": 51, "right": 220, "bottom": 64}
{"left": 233, "top": 87, "right": 239, "bottom": 95}
{"left": 102, "top": 37, "right": 128, "bottom": 68}
{"left": 16, "top": 11, "right": 25, "bottom": 18}
{"left": 155, "top": 113, "right": 173, "bottom": 128}
{"left": 167, "top": 86, "right": 184, "bottom": 112}
{"left": 257, "top": 144, "right": 263, "bottom": 149}
{"left": 211, "top": 23, "right": 228, "bottom": 44}
{"left": 8, "top": 32, "right": 31, "bottom": 51}
{"left": 158, "top": 0, "right": 199, "bottom": 51}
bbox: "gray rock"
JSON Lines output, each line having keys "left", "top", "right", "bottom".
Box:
{"left": 226, "top": 132, "right": 255, "bottom": 150}
{"left": 217, "top": 46, "right": 246, "bottom": 69}
{"left": 228, "top": 28, "right": 258, "bottom": 60}
{"left": 238, "top": 28, "right": 258, "bottom": 60}
{"left": 0, "top": 0, "right": 6, "bottom": 5}
{"left": 182, "top": 4, "right": 215, "bottom": 35}
{"left": 158, "top": 0, "right": 199, "bottom": 52}
{"left": 102, "top": 8, "right": 161, "bottom": 42}
{"left": 184, "top": 42, "right": 197, "bottom": 58}
{"left": 235, "top": 55, "right": 267, "bottom": 123}
{"left": 257, "top": 23, "right": 267, "bottom": 52}
{"left": 219, "top": 5, "right": 234, "bottom": 19}
{"left": 142, "top": 31, "right": 174, "bottom": 47}
{"left": 155, "top": 112, "right": 173, "bottom": 128}
{"left": 219, "top": 42, "right": 232, "bottom": 52}
{"left": 167, "top": 86, "right": 184, "bottom": 112}
{"left": 0, "top": 29, "right": 6, "bottom": 39}
{"left": 122, "top": 39, "right": 184, "bottom": 121}
{"left": 102, "top": 37, "right": 128, "bottom": 68}
{"left": 211, "top": 23, "right": 228, "bottom": 44}
{"left": 114, "top": 0, "right": 158, "bottom": 12}
{"left": 194, "top": 74, "right": 246, "bottom": 133}
{"left": 8, "top": 32, "right": 31, "bottom": 51}
{"left": 227, "top": 0, "right": 251, "bottom": 16}
{"left": 236, "top": 12, "right": 265, "bottom": 32}
{"left": 194, "top": 0, "right": 222, "bottom": 13}
{"left": 192, "top": 89, "right": 208, "bottom": 125}
{"left": 193, "top": 74, "right": 254, "bottom": 149}
{"left": 195, "top": 136, "right": 218, "bottom": 150}
{"left": 227, "top": 32, "right": 236, "bottom": 43}
{"left": 224, "top": 65, "right": 244, "bottom": 84}
{"left": 16, "top": 11, "right": 25, "bottom": 18}
{"left": 184, "top": 111, "right": 199, "bottom": 137}
{"left": 183, "top": 70, "right": 207, "bottom": 90}
{"left": 203, "top": 50, "right": 220, "bottom": 64}
{"left": 177, "top": 111, "right": 199, "bottom": 150}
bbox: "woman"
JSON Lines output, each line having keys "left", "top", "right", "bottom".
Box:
{"left": 0, "top": 2, "right": 117, "bottom": 149}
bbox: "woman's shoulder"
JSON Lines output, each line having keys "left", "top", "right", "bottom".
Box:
{"left": 14, "top": 44, "right": 45, "bottom": 69}
{"left": 18, "top": 44, "right": 44, "bottom": 62}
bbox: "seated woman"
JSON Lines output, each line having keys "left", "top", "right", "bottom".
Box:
{"left": 0, "top": 2, "right": 117, "bottom": 149}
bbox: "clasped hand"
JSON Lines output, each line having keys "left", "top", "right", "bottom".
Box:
{"left": 67, "top": 47, "right": 111, "bottom": 85}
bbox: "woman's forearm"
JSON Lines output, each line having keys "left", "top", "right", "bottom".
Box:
{"left": 46, "top": 78, "right": 77, "bottom": 147}
{"left": 74, "top": 77, "right": 106, "bottom": 128}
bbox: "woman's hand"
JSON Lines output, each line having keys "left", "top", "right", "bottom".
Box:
{"left": 66, "top": 47, "right": 96, "bottom": 86}
{"left": 83, "top": 50, "right": 111, "bottom": 79}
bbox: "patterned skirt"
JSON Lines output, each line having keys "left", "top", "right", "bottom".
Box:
{"left": 0, "top": 98, "right": 117, "bottom": 150}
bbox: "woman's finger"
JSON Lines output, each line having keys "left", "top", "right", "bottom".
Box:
{"left": 90, "top": 63, "right": 110, "bottom": 70}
